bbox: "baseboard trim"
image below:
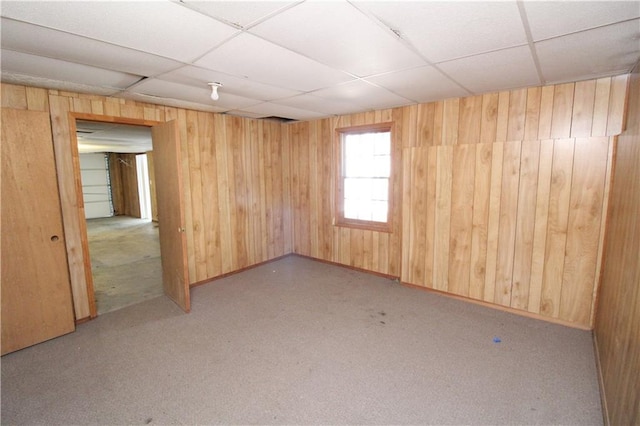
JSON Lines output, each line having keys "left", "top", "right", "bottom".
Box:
{"left": 189, "top": 254, "right": 292, "bottom": 288}
{"left": 592, "top": 333, "right": 610, "bottom": 426}
{"left": 292, "top": 253, "right": 399, "bottom": 281}
{"left": 400, "top": 281, "right": 593, "bottom": 331}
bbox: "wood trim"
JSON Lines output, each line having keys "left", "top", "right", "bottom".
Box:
{"left": 189, "top": 254, "right": 293, "bottom": 288}
{"left": 592, "top": 333, "right": 611, "bottom": 426}
{"left": 293, "top": 253, "right": 399, "bottom": 280}
{"left": 334, "top": 122, "right": 395, "bottom": 233}
{"left": 68, "top": 112, "right": 163, "bottom": 319}
{"left": 401, "top": 281, "right": 593, "bottom": 331}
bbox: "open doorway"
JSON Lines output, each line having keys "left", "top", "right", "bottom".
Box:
{"left": 76, "top": 120, "right": 162, "bottom": 314}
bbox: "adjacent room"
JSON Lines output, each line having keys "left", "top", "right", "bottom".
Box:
{"left": 1, "top": 1, "right": 638, "bottom": 424}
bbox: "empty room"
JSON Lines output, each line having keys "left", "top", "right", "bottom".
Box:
{"left": 1, "top": 1, "right": 638, "bottom": 424}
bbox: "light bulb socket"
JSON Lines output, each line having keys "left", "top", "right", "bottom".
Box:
{"left": 208, "top": 82, "right": 222, "bottom": 101}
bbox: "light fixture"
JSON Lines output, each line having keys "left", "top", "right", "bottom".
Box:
{"left": 208, "top": 82, "right": 222, "bottom": 101}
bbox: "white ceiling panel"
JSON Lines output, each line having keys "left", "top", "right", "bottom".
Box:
{"left": 524, "top": 1, "right": 640, "bottom": 41}
{"left": 536, "top": 20, "right": 640, "bottom": 84}
{"left": 312, "top": 80, "right": 412, "bottom": 111}
{"left": 195, "top": 33, "right": 354, "bottom": 92}
{"left": 179, "top": 1, "right": 299, "bottom": 28}
{"left": 366, "top": 65, "right": 471, "bottom": 103}
{"left": 160, "top": 65, "right": 301, "bottom": 101}
{"left": 1, "top": 49, "right": 141, "bottom": 89}
{"left": 1, "top": 72, "right": 123, "bottom": 97}
{"left": 250, "top": 1, "right": 425, "bottom": 77}
{"left": 438, "top": 46, "right": 541, "bottom": 94}
{"left": 0, "top": 18, "right": 183, "bottom": 77}
{"left": 129, "top": 78, "right": 261, "bottom": 111}
{"left": 0, "top": 1, "right": 238, "bottom": 62}
{"left": 356, "top": 1, "right": 528, "bottom": 63}
{"left": 239, "top": 102, "right": 327, "bottom": 121}
{"left": 273, "top": 93, "right": 363, "bottom": 116}
{"left": 120, "top": 92, "right": 224, "bottom": 114}
{"left": 1, "top": 1, "right": 638, "bottom": 122}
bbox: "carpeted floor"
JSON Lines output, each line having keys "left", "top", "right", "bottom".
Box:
{"left": 87, "top": 216, "right": 163, "bottom": 314}
{"left": 0, "top": 256, "right": 603, "bottom": 425}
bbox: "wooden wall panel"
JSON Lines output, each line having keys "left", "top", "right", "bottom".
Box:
{"left": 2, "top": 83, "right": 291, "bottom": 320}
{"left": 288, "top": 108, "right": 403, "bottom": 277}
{"left": 595, "top": 68, "right": 639, "bottom": 425}
{"left": 391, "top": 76, "right": 627, "bottom": 328}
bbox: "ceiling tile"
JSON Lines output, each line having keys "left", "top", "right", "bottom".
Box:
{"left": 366, "top": 65, "right": 471, "bottom": 103}
{"left": 1, "top": 49, "right": 141, "bottom": 89}
{"left": 129, "top": 78, "right": 262, "bottom": 111}
{"left": 239, "top": 102, "right": 327, "bottom": 121}
{"left": 524, "top": 1, "right": 640, "bottom": 41}
{"left": 312, "top": 80, "right": 413, "bottom": 110}
{"left": 1, "top": 72, "right": 122, "bottom": 96}
{"left": 536, "top": 20, "right": 640, "bottom": 84}
{"left": 179, "top": 1, "right": 299, "bottom": 28}
{"left": 356, "top": 1, "right": 527, "bottom": 63}
{"left": 120, "top": 92, "right": 224, "bottom": 114}
{"left": 0, "top": 1, "right": 238, "bottom": 62}
{"left": 437, "top": 46, "right": 541, "bottom": 94}
{"left": 195, "top": 33, "right": 354, "bottom": 92}
{"left": 273, "top": 93, "right": 363, "bottom": 115}
{"left": 250, "top": 1, "right": 425, "bottom": 77}
{"left": 0, "top": 18, "right": 182, "bottom": 77}
{"left": 160, "top": 65, "right": 301, "bottom": 101}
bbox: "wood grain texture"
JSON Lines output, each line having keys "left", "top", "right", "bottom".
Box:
{"left": 0, "top": 73, "right": 630, "bottom": 328}
{"left": 1, "top": 108, "right": 75, "bottom": 354}
{"left": 595, "top": 69, "right": 639, "bottom": 426}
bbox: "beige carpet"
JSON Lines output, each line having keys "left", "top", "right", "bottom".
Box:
{"left": 1, "top": 256, "right": 602, "bottom": 425}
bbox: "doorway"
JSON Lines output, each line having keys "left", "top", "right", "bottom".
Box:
{"left": 76, "top": 120, "right": 162, "bottom": 314}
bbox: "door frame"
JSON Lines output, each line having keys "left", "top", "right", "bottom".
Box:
{"left": 68, "top": 112, "right": 183, "bottom": 318}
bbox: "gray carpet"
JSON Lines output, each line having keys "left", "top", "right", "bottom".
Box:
{"left": 1, "top": 256, "right": 602, "bottom": 425}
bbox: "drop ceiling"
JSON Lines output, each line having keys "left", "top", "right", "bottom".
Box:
{"left": 1, "top": 1, "right": 639, "bottom": 122}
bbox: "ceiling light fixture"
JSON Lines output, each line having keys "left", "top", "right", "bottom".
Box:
{"left": 208, "top": 82, "right": 222, "bottom": 101}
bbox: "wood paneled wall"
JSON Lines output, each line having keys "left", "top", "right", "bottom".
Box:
{"left": 109, "top": 153, "right": 141, "bottom": 218}
{"left": 288, "top": 109, "right": 404, "bottom": 277}
{"left": 288, "top": 75, "right": 628, "bottom": 328}
{"left": 595, "top": 69, "right": 640, "bottom": 424}
{"left": 1, "top": 84, "right": 291, "bottom": 320}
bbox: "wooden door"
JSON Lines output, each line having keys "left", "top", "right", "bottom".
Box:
{"left": 1, "top": 108, "right": 75, "bottom": 355}
{"left": 151, "top": 120, "right": 190, "bottom": 312}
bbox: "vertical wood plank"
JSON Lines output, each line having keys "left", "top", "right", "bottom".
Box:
{"left": 424, "top": 146, "right": 438, "bottom": 288}
{"left": 1, "top": 84, "right": 27, "bottom": 109}
{"left": 541, "top": 138, "right": 575, "bottom": 318}
{"left": 524, "top": 86, "right": 542, "bottom": 140}
{"left": 417, "top": 103, "right": 436, "bottom": 147}
{"left": 484, "top": 142, "right": 504, "bottom": 303}
{"left": 528, "top": 139, "right": 554, "bottom": 314}
{"left": 469, "top": 143, "right": 493, "bottom": 300}
{"left": 448, "top": 144, "right": 476, "bottom": 296}
{"left": 551, "top": 83, "right": 575, "bottom": 138}
{"left": 591, "top": 77, "right": 612, "bottom": 136}
{"left": 458, "top": 95, "right": 482, "bottom": 144}
{"left": 507, "top": 88, "right": 527, "bottom": 141}
{"left": 511, "top": 140, "right": 541, "bottom": 310}
{"left": 433, "top": 145, "right": 453, "bottom": 291}
{"left": 538, "top": 85, "right": 555, "bottom": 139}
{"left": 442, "top": 98, "right": 459, "bottom": 146}
{"left": 571, "top": 79, "right": 597, "bottom": 137}
{"left": 495, "top": 91, "right": 510, "bottom": 142}
{"left": 606, "top": 74, "right": 629, "bottom": 135}
{"left": 560, "top": 137, "right": 609, "bottom": 325}
{"left": 480, "top": 92, "right": 499, "bottom": 144}
{"left": 494, "top": 140, "right": 522, "bottom": 306}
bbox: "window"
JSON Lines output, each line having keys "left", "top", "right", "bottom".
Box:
{"left": 336, "top": 123, "right": 393, "bottom": 232}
